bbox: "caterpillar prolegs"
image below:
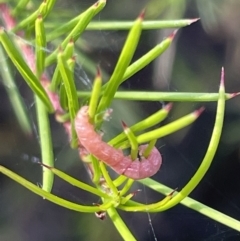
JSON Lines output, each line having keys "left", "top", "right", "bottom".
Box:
{"left": 75, "top": 106, "right": 162, "bottom": 180}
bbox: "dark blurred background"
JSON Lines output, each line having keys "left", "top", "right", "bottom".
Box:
{"left": 0, "top": 0, "right": 240, "bottom": 240}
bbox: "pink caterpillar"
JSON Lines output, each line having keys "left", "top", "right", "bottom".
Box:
{"left": 75, "top": 106, "right": 162, "bottom": 180}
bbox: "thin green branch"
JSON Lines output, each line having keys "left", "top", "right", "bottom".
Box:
{"left": 86, "top": 19, "right": 199, "bottom": 30}
{"left": 109, "top": 103, "right": 172, "bottom": 147}
{"left": 0, "top": 27, "right": 54, "bottom": 113}
{"left": 57, "top": 49, "right": 79, "bottom": 148}
{"left": 35, "top": 96, "right": 54, "bottom": 192}
{"left": 119, "top": 69, "right": 226, "bottom": 215}
{"left": 45, "top": 0, "right": 106, "bottom": 66}
{"left": 40, "top": 163, "right": 109, "bottom": 198}
{"left": 107, "top": 207, "right": 137, "bottom": 241}
{"left": 88, "top": 68, "right": 102, "bottom": 122}
{"left": 97, "top": 11, "right": 144, "bottom": 113}
{"left": 99, "top": 162, "right": 119, "bottom": 196}
{"left": 153, "top": 68, "right": 226, "bottom": 212}
{"left": 11, "top": 0, "right": 30, "bottom": 16}
{"left": 0, "top": 165, "right": 102, "bottom": 213}
{"left": 13, "top": 0, "right": 56, "bottom": 31}
{"left": 138, "top": 178, "right": 240, "bottom": 232}
{"left": 118, "top": 108, "right": 203, "bottom": 149}
{"left": 77, "top": 91, "right": 235, "bottom": 102}
{"left": 0, "top": 45, "right": 32, "bottom": 135}
{"left": 35, "top": 14, "right": 46, "bottom": 78}
{"left": 46, "top": 0, "right": 106, "bottom": 42}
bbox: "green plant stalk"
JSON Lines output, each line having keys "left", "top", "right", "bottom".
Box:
{"left": 64, "top": 38, "right": 75, "bottom": 59}
{"left": 35, "top": 4, "right": 53, "bottom": 189}
{"left": 77, "top": 90, "right": 236, "bottom": 102}
{"left": 35, "top": 14, "right": 46, "bottom": 78}
{"left": 0, "top": 165, "right": 101, "bottom": 212}
{"left": 40, "top": 163, "right": 109, "bottom": 198}
{"left": 118, "top": 69, "right": 225, "bottom": 213}
{"left": 13, "top": 0, "right": 56, "bottom": 31}
{"left": 46, "top": 18, "right": 197, "bottom": 41}
{"left": 122, "top": 122, "right": 138, "bottom": 160}
{"left": 97, "top": 11, "right": 144, "bottom": 113}
{"left": 109, "top": 103, "right": 171, "bottom": 147}
{"left": 72, "top": 29, "right": 173, "bottom": 98}
{"left": 35, "top": 96, "right": 54, "bottom": 192}
{"left": 0, "top": 27, "right": 54, "bottom": 113}
{"left": 99, "top": 162, "right": 119, "bottom": 196}
{"left": 118, "top": 109, "right": 202, "bottom": 149}
{"left": 49, "top": 66, "right": 61, "bottom": 92}
{"left": 57, "top": 50, "right": 79, "bottom": 148}
{"left": 107, "top": 207, "right": 137, "bottom": 241}
{"left": 1, "top": 163, "right": 239, "bottom": 231}
{"left": 49, "top": 39, "right": 75, "bottom": 92}
{"left": 59, "top": 83, "right": 68, "bottom": 110}
{"left": 99, "top": 31, "right": 176, "bottom": 93}
{"left": 46, "top": 0, "right": 106, "bottom": 42}
{"left": 87, "top": 19, "right": 199, "bottom": 30}
{"left": 89, "top": 69, "right": 102, "bottom": 122}
{"left": 45, "top": 0, "right": 106, "bottom": 67}
{"left": 138, "top": 178, "right": 240, "bottom": 232}
{"left": 11, "top": 0, "right": 30, "bottom": 16}
{"left": 58, "top": 57, "right": 76, "bottom": 110}
{"left": 154, "top": 69, "right": 226, "bottom": 212}
{"left": 119, "top": 179, "right": 134, "bottom": 197}
{"left": 0, "top": 45, "right": 32, "bottom": 135}
{"left": 12, "top": 2, "right": 45, "bottom": 31}
{"left": 122, "top": 31, "right": 176, "bottom": 83}
{"left": 143, "top": 139, "right": 157, "bottom": 157}
{"left": 121, "top": 193, "right": 136, "bottom": 205}
{"left": 91, "top": 155, "right": 102, "bottom": 185}
{"left": 46, "top": 13, "right": 82, "bottom": 42}
{"left": 113, "top": 175, "right": 128, "bottom": 187}
{"left": 118, "top": 191, "right": 173, "bottom": 212}
{"left": 45, "top": 0, "right": 56, "bottom": 16}
{"left": 45, "top": 5, "right": 96, "bottom": 66}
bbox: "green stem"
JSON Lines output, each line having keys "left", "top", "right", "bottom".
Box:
{"left": 119, "top": 179, "right": 134, "bottom": 196}
{"left": 107, "top": 207, "right": 137, "bottom": 241}
{"left": 86, "top": 19, "right": 198, "bottom": 30}
{"left": 0, "top": 45, "right": 32, "bottom": 135}
{"left": 99, "top": 162, "right": 119, "bottom": 196}
{"left": 154, "top": 69, "right": 226, "bottom": 212}
{"left": 138, "top": 178, "right": 240, "bottom": 232}
{"left": 77, "top": 91, "right": 234, "bottom": 102}
{"left": 35, "top": 96, "right": 54, "bottom": 192}
{"left": 0, "top": 165, "right": 102, "bottom": 213}
{"left": 119, "top": 69, "right": 226, "bottom": 214}
{"left": 41, "top": 164, "right": 109, "bottom": 198}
